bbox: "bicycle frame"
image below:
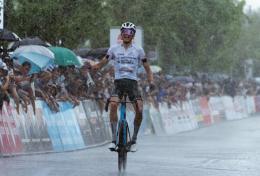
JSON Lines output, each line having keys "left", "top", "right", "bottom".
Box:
{"left": 116, "top": 94, "right": 131, "bottom": 148}
{"left": 105, "top": 94, "right": 132, "bottom": 172}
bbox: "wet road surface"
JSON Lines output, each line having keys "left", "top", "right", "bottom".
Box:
{"left": 1, "top": 116, "right": 260, "bottom": 176}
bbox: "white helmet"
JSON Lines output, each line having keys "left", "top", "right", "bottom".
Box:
{"left": 121, "top": 22, "right": 136, "bottom": 33}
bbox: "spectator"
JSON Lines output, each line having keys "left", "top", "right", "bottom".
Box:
{"left": 14, "top": 62, "right": 36, "bottom": 114}
{"left": 0, "top": 61, "right": 10, "bottom": 110}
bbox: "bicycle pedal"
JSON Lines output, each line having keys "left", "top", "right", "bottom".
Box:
{"left": 126, "top": 146, "right": 131, "bottom": 152}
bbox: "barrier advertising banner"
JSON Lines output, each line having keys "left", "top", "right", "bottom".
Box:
{"left": 1, "top": 94, "right": 258, "bottom": 157}
{"left": 73, "top": 102, "right": 94, "bottom": 145}
{"left": 255, "top": 96, "right": 260, "bottom": 113}
{"left": 221, "top": 96, "right": 237, "bottom": 120}
{"left": 199, "top": 97, "right": 212, "bottom": 126}
{"left": 208, "top": 97, "right": 225, "bottom": 123}
{"left": 82, "top": 100, "right": 108, "bottom": 144}
{"left": 186, "top": 101, "right": 199, "bottom": 130}
{"left": 41, "top": 101, "right": 85, "bottom": 152}
{"left": 41, "top": 101, "right": 64, "bottom": 152}
{"left": 149, "top": 105, "right": 165, "bottom": 135}
{"left": 159, "top": 103, "right": 178, "bottom": 134}
{"left": 191, "top": 99, "right": 204, "bottom": 127}
{"left": 234, "top": 96, "right": 248, "bottom": 119}
{"left": 0, "top": 103, "right": 23, "bottom": 156}
{"left": 17, "top": 102, "right": 52, "bottom": 152}
{"left": 246, "top": 96, "right": 256, "bottom": 115}
{"left": 59, "top": 102, "right": 85, "bottom": 150}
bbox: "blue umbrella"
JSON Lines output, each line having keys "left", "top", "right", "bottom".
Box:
{"left": 13, "top": 52, "right": 54, "bottom": 74}
{"left": 12, "top": 45, "right": 55, "bottom": 59}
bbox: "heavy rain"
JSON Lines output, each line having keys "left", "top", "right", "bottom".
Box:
{"left": 0, "top": 0, "right": 260, "bottom": 176}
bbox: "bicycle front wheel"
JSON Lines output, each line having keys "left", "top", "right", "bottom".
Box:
{"left": 118, "top": 148, "right": 127, "bottom": 172}
{"left": 117, "top": 121, "right": 129, "bottom": 172}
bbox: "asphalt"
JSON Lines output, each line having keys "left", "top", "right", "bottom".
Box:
{"left": 1, "top": 116, "right": 260, "bottom": 176}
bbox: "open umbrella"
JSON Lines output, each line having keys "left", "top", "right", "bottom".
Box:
{"left": 0, "top": 29, "right": 20, "bottom": 42}
{"left": 13, "top": 52, "right": 54, "bottom": 74}
{"left": 49, "top": 47, "right": 81, "bottom": 66}
{"left": 10, "top": 37, "right": 50, "bottom": 50}
{"left": 76, "top": 56, "right": 84, "bottom": 66}
{"left": 12, "top": 45, "right": 55, "bottom": 59}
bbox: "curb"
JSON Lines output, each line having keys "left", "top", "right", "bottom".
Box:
{"left": 1, "top": 141, "right": 110, "bottom": 158}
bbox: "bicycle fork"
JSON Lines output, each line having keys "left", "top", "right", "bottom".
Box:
{"left": 116, "top": 102, "right": 131, "bottom": 151}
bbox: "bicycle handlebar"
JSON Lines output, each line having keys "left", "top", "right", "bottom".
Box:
{"left": 105, "top": 98, "right": 135, "bottom": 112}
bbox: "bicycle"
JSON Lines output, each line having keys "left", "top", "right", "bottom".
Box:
{"left": 105, "top": 93, "right": 133, "bottom": 172}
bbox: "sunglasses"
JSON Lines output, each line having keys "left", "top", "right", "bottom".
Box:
{"left": 121, "top": 29, "right": 135, "bottom": 36}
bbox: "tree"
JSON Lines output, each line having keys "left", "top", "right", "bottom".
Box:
{"left": 106, "top": 0, "right": 245, "bottom": 74}
{"left": 230, "top": 10, "right": 260, "bottom": 77}
{"left": 5, "top": 0, "right": 109, "bottom": 49}
{"left": 4, "top": 0, "right": 245, "bottom": 75}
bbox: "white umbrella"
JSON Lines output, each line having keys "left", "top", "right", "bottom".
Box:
{"left": 12, "top": 45, "right": 55, "bottom": 59}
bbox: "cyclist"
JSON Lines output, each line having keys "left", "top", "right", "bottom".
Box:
{"left": 92, "top": 22, "right": 154, "bottom": 152}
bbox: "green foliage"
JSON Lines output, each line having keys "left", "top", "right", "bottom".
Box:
{"left": 5, "top": 0, "right": 109, "bottom": 49}
{"left": 232, "top": 10, "right": 260, "bottom": 77}
{"left": 4, "top": 0, "right": 246, "bottom": 74}
{"left": 105, "top": 0, "right": 245, "bottom": 74}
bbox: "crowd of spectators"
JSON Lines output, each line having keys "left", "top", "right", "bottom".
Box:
{"left": 0, "top": 53, "right": 94, "bottom": 114}
{"left": 139, "top": 72, "right": 259, "bottom": 109}
{"left": 1, "top": 52, "right": 259, "bottom": 114}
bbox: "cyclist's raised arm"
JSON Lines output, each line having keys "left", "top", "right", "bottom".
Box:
{"left": 142, "top": 57, "right": 156, "bottom": 91}
{"left": 92, "top": 55, "right": 110, "bottom": 71}
{"left": 139, "top": 46, "right": 154, "bottom": 84}
{"left": 142, "top": 58, "right": 154, "bottom": 84}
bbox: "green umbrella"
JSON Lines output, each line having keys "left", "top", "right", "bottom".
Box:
{"left": 49, "top": 47, "right": 81, "bottom": 66}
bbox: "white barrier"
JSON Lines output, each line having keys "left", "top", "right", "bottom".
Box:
{"left": 190, "top": 99, "right": 204, "bottom": 127}
{"left": 149, "top": 105, "right": 165, "bottom": 135}
{"left": 221, "top": 96, "right": 238, "bottom": 120}
{"left": 234, "top": 96, "right": 248, "bottom": 119}
{"left": 186, "top": 101, "right": 199, "bottom": 130}
{"left": 208, "top": 97, "right": 225, "bottom": 123}
{"left": 246, "top": 96, "right": 256, "bottom": 115}
{"left": 1, "top": 95, "right": 258, "bottom": 156}
{"left": 158, "top": 102, "right": 198, "bottom": 135}
{"left": 159, "top": 103, "right": 178, "bottom": 134}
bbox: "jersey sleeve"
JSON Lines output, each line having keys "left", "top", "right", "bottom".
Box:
{"left": 139, "top": 47, "right": 146, "bottom": 61}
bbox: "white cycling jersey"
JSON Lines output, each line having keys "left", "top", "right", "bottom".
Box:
{"left": 107, "top": 43, "right": 146, "bottom": 81}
